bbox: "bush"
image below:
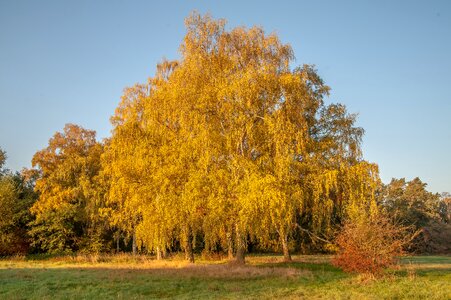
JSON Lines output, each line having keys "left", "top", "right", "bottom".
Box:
{"left": 332, "top": 214, "right": 411, "bottom": 275}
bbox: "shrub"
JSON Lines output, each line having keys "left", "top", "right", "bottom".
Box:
{"left": 332, "top": 213, "right": 411, "bottom": 275}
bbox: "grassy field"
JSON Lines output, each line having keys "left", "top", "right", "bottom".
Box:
{"left": 0, "top": 254, "right": 449, "bottom": 299}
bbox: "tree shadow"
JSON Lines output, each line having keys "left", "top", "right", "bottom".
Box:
{"left": 0, "top": 260, "right": 349, "bottom": 299}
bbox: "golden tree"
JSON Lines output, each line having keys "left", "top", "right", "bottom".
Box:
{"left": 104, "top": 12, "right": 379, "bottom": 263}
{"left": 29, "top": 124, "right": 104, "bottom": 253}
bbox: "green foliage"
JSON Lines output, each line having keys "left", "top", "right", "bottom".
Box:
{"left": 381, "top": 178, "right": 449, "bottom": 253}
{"left": 0, "top": 148, "right": 6, "bottom": 172}
{"left": 382, "top": 178, "right": 440, "bottom": 227}
{"left": 0, "top": 150, "right": 37, "bottom": 255}
{"left": 439, "top": 193, "right": 451, "bottom": 224}
{"left": 28, "top": 205, "right": 79, "bottom": 254}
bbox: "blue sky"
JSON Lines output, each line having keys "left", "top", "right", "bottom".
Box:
{"left": 0, "top": 0, "right": 450, "bottom": 193}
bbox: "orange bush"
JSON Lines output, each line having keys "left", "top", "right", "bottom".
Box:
{"left": 332, "top": 214, "right": 410, "bottom": 275}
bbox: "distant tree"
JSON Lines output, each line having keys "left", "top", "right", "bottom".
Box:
{"left": 0, "top": 148, "right": 7, "bottom": 176}
{"left": 0, "top": 148, "right": 37, "bottom": 255}
{"left": 382, "top": 178, "right": 440, "bottom": 227}
{"left": 381, "top": 178, "right": 450, "bottom": 253}
{"left": 439, "top": 192, "right": 451, "bottom": 224}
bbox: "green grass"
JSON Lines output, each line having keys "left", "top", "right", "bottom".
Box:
{"left": 0, "top": 254, "right": 449, "bottom": 299}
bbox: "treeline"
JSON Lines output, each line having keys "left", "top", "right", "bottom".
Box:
{"left": 1, "top": 13, "right": 449, "bottom": 262}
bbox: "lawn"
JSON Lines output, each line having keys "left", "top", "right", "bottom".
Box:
{"left": 0, "top": 254, "right": 449, "bottom": 299}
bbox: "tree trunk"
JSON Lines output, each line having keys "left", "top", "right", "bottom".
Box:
{"left": 156, "top": 246, "right": 162, "bottom": 260}
{"left": 234, "top": 224, "right": 246, "bottom": 265}
{"left": 116, "top": 235, "right": 120, "bottom": 253}
{"left": 132, "top": 231, "right": 137, "bottom": 256}
{"left": 226, "top": 231, "right": 234, "bottom": 260}
{"left": 235, "top": 245, "right": 245, "bottom": 264}
{"left": 280, "top": 231, "right": 292, "bottom": 262}
{"left": 184, "top": 226, "right": 195, "bottom": 263}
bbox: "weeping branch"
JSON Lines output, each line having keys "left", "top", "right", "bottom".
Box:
{"left": 294, "top": 224, "right": 332, "bottom": 244}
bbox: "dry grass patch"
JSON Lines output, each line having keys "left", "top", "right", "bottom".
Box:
{"left": 0, "top": 254, "right": 313, "bottom": 279}
{"left": 180, "top": 263, "right": 310, "bottom": 279}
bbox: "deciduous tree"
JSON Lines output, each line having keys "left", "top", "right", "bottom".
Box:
{"left": 0, "top": 149, "right": 37, "bottom": 255}
{"left": 29, "top": 124, "right": 105, "bottom": 253}
{"left": 104, "top": 12, "right": 380, "bottom": 263}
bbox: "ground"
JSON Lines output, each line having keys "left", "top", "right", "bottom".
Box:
{"left": 0, "top": 254, "right": 449, "bottom": 299}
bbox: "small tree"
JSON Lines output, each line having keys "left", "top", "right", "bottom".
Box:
{"left": 332, "top": 213, "right": 412, "bottom": 275}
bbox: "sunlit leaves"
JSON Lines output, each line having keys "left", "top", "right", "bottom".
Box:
{"left": 103, "top": 12, "right": 379, "bottom": 261}
{"left": 29, "top": 124, "right": 104, "bottom": 253}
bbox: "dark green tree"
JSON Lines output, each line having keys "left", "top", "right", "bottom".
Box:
{"left": 381, "top": 178, "right": 450, "bottom": 253}
{"left": 0, "top": 148, "right": 37, "bottom": 255}
{"left": 382, "top": 178, "right": 440, "bottom": 227}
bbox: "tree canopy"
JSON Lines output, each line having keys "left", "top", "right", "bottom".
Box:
{"left": 101, "top": 12, "right": 379, "bottom": 263}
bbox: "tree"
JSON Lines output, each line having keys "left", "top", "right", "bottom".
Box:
{"left": 0, "top": 148, "right": 6, "bottom": 173}
{"left": 104, "top": 12, "right": 379, "bottom": 264}
{"left": 29, "top": 124, "right": 106, "bottom": 253}
{"left": 382, "top": 178, "right": 440, "bottom": 227}
{"left": 381, "top": 178, "right": 450, "bottom": 253}
{"left": 439, "top": 192, "right": 451, "bottom": 224}
{"left": 0, "top": 148, "right": 37, "bottom": 255}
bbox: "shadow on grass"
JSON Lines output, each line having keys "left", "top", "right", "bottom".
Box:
{"left": 0, "top": 264, "right": 347, "bottom": 300}
{"left": 259, "top": 260, "right": 341, "bottom": 271}
{"left": 1, "top": 255, "right": 450, "bottom": 299}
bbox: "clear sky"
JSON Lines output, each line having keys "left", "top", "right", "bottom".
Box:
{"left": 0, "top": 0, "right": 450, "bottom": 193}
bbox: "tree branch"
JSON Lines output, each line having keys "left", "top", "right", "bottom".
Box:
{"left": 294, "top": 224, "right": 332, "bottom": 244}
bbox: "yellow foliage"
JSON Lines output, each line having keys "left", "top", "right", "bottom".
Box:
{"left": 100, "top": 12, "right": 380, "bottom": 260}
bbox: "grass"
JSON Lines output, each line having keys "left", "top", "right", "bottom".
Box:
{"left": 0, "top": 254, "right": 449, "bottom": 299}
